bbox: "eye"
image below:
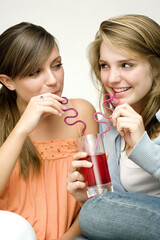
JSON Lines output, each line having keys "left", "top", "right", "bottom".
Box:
{"left": 100, "top": 63, "right": 108, "bottom": 69}
{"left": 29, "top": 70, "right": 41, "bottom": 77}
{"left": 52, "top": 63, "right": 63, "bottom": 70}
{"left": 122, "top": 63, "right": 133, "bottom": 68}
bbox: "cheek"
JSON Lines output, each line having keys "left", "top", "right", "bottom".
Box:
{"left": 142, "top": 72, "right": 153, "bottom": 92}
{"left": 59, "top": 68, "right": 64, "bottom": 80}
{"left": 144, "top": 80, "right": 153, "bottom": 95}
{"left": 60, "top": 72, "right": 64, "bottom": 85}
{"left": 58, "top": 70, "right": 64, "bottom": 89}
{"left": 100, "top": 71, "right": 108, "bottom": 85}
{"left": 15, "top": 81, "right": 42, "bottom": 100}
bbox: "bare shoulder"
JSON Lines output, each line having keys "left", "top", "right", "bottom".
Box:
{"left": 70, "top": 98, "right": 96, "bottom": 113}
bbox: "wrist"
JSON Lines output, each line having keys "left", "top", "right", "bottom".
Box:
{"left": 12, "top": 121, "right": 29, "bottom": 141}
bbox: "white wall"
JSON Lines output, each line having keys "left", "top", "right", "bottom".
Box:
{"left": 1, "top": 0, "right": 159, "bottom": 111}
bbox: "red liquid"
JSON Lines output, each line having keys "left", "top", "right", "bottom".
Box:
{"left": 82, "top": 153, "right": 111, "bottom": 187}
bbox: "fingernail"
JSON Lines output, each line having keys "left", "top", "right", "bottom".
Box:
{"left": 81, "top": 152, "right": 87, "bottom": 157}
{"left": 87, "top": 162, "right": 92, "bottom": 166}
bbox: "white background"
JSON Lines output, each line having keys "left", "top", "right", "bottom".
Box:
{"left": 1, "top": 0, "right": 159, "bottom": 111}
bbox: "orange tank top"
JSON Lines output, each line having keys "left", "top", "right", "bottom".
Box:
{"left": 0, "top": 99, "right": 81, "bottom": 240}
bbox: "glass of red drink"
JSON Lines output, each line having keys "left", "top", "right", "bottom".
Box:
{"left": 77, "top": 133, "right": 113, "bottom": 198}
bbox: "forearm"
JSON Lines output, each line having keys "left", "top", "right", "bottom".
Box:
{"left": 60, "top": 213, "right": 82, "bottom": 240}
{"left": 0, "top": 121, "right": 28, "bottom": 195}
{"left": 129, "top": 131, "right": 160, "bottom": 180}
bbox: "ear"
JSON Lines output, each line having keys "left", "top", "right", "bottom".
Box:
{"left": 0, "top": 74, "right": 15, "bottom": 91}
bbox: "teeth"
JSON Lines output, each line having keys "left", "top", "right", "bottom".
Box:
{"left": 114, "top": 87, "right": 130, "bottom": 93}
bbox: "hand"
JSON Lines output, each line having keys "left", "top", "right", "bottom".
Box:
{"left": 111, "top": 103, "right": 145, "bottom": 148}
{"left": 67, "top": 152, "right": 92, "bottom": 205}
{"left": 17, "top": 93, "right": 66, "bottom": 135}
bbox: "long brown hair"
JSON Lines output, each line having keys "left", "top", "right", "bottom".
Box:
{"left": 0, "top": 22, "right": 58, "bottom": 178}
{"left": 88, "top": 14, "right": 160, "bottom": 138}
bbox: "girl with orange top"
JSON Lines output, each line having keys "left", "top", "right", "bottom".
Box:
{"left": 0, "top": 22, "right": 98, "bottom": 240}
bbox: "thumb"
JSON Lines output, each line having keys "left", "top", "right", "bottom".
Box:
{"left": 105, "top": 152, "right": 109, "bottom": 159}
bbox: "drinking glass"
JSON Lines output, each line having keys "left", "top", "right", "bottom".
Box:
{"left": 77, "top": 133, "right": 113, "bottom": 198}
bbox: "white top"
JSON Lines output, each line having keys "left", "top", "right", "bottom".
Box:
{"left": 120, "top": 138, "right": 160, "bottom": 197}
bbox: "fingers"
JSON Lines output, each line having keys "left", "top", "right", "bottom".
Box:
{"left": 66, "top": 157, "right": 88, "bottom": 204}
{"left": 66, "top": 178, "right": 88, "bottom": 205}
{"left": 19, "top": 93, "right": 67, "bottom": 133}
{"left": 70, "top": 152, "right": 92, "bottom": 172}
{"left": 111, "top": 103, "right": 135, "bottom": 127}
{"left": 68, "top": 166, "right": 84, "bottom": 182}
{"left": 116, "top": 117, "right": 142, "bottom": 131}
{"left": 112, "top": 103, "right": 143, "bottom": 128}
{"left": 67, "top": 180, "right": 86, "bottom": 193}
{"left": 67, "top": 172, "right": 86, "bottom": 189}
{"left": 68, "top": 154, "right": 92, "bottom": 185}
{"left": 31, "top": 93, "right": 66, "bottom": 116}
{"left": 111, "top": 103, "right": 145, "bottom": 146}
{"left": 67, "top": 152, "right": 92, "bottom": 191}
{"left": 38, "top": 92, "right": 64, "bottom": 102}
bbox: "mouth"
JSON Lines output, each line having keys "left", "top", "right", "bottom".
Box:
{"left": 52, "top": 91, "right": 60, "bottom": 96}
{"left": 113, "top": 87, "right": 131, "bottom": 93}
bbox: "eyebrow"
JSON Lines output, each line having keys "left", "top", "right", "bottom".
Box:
{"left": 99, "top": 58, "right": 136, "bottom": 63}
{"left": 51, "top": 56, "right": 61, "bottom": 63}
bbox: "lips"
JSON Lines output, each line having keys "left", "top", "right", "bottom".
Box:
{"left": 113, "top": 87, "right": 130, "bottom": 93}
{"left": 52, "top": 91, "right": 60, "bottom": 95}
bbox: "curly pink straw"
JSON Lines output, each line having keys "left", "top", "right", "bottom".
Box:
{"left": 61, "top": 94, "right": 119, "bottom": 153}
{"left": 93, "top": 92, "right": 120, "bottom": 152}
{"left": 62, "top": 97, "right": 87, "bottom": 136}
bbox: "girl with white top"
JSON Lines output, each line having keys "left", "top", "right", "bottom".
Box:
{"left": 67, "top": 14, "right": 160, "bottom": 239}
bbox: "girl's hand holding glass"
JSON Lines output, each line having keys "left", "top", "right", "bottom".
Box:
{"left": 67, "top": 152, "right": 92, "bottom": 205}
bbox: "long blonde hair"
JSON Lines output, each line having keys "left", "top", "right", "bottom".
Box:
{"left": 0, "top": 22, "right": 58, "bottom": 178}
{"left": 88, "top": 14, "right": 160, "bottom": 138}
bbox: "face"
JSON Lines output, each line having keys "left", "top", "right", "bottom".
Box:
{"left": 99, "top": 42, "right": 153, "bottom": 112}
{"left": 12, "top": 46, "right": 64, "bottom": 110}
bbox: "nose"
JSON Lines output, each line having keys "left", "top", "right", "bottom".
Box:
{"left": 45, "top": 70, "right": 57, "bottom": 86}
{"left": 108, "top": 67, "right": 122, "bottom": 84}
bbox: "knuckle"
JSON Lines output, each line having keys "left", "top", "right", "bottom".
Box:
{"left": 75, "top": 171, "right": 80, "bottom": 178}
{"left": 72, "top": 154, "right": 78, "bottom": 160}
{"left": 66, "top": 178, "right": 69, "bottom": 184}
{"left": 67, "top": 185, "right": 70, "bottom": 192}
